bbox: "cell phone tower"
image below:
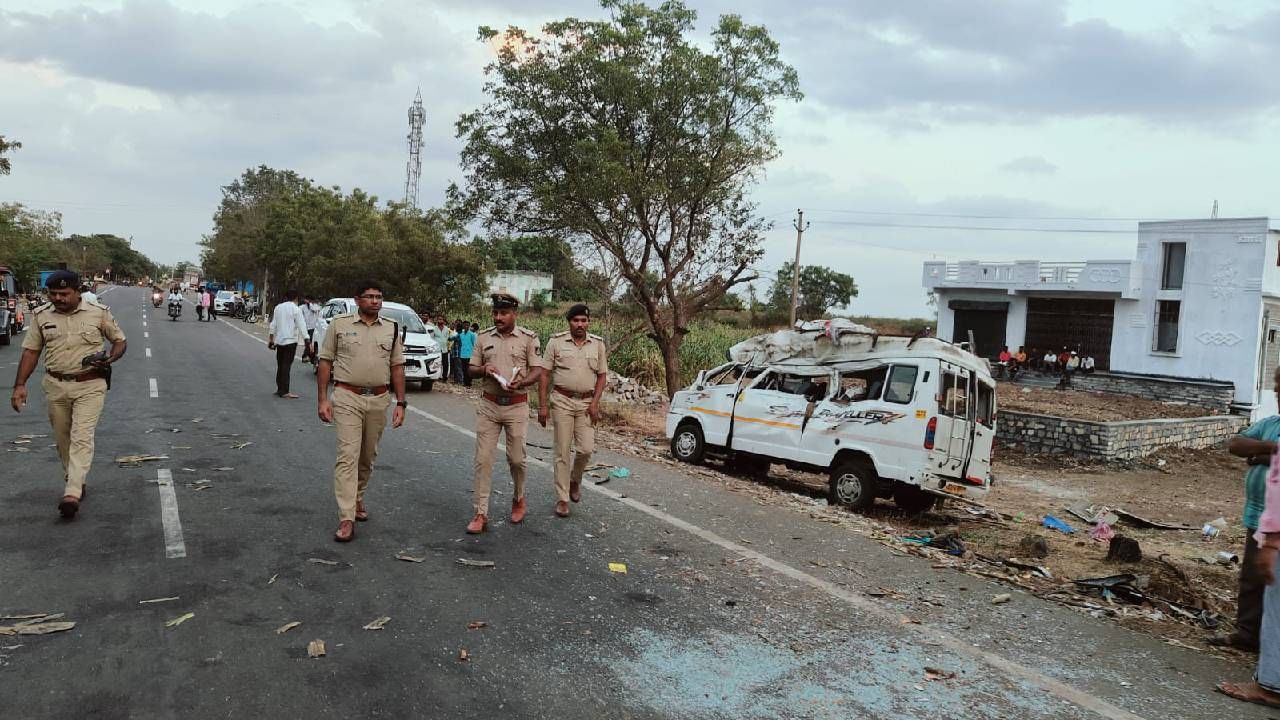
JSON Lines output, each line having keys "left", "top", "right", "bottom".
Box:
{"left": 404, "top": 88, "right": 425, "bottom": 210}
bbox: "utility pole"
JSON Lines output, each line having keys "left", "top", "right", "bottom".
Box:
{"left": 788, "top": 208, "right": 809, "bottom": 327}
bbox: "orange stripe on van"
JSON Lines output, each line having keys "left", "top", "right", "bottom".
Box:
{"left": 690, "top": 406, "right": 733, "bottom": 418}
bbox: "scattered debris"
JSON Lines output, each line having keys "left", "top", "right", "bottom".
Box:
{"left": 1041, "top": 516, "right": 1075, "bottom": 534}
{"left": 991, "top": 594, "right": 1012, "bottom": 605}
{"left": 1106, "top": 536, "right": 1143, "bottom": 564}
{"left": 12, "top": 439, "right": 31, "bottom": 445}
{"left": 138, "top": 597, "right": 179, "bottom": 604}
{"left": 115, "top": 454, "right": 169, "bottom": 467}
{"left": 308, "top": 558, "right": 340, "bottom": 566}
{"left": 308, "top": 639, "right": 326, "bottom": 658}
{"left": 0, "top": 621, "right": 76, "bottom": 636}
{"left": 466, "top": 621, "right": 487, "bottom": 630}
{"left": 212, "top": 467, "right": 234, "bottom": 472}
{"left": 458, "top": 649, "right": 469, "bottom": 662}
{"left": 1201, "top": 517, "right": 1229, "bottom": 540}
{"left": 15, "top": 434, "right": 48, "bottom": 439}
{"left": 1017, "top": 534, "right": 1050, "bottom": 559}
{"left": 924, "top": 667, "right": 956, "bottom": 681}
{"left": 188, "top": 480, "right": 213, "bottom": 491}
{"left": 456, "top": 558, "right": 496, "bottom": 569}
{"left": 1215, "top": 551, "right": 1240, "bottom": 565}
{"left": 164, "top": 612, "right": 195, "bottom": 628}
{"left": 275, "top": 622, "right": 302, "bottom": 635}
{"left": 608, "top": 562, "right": 628, "bottom": 574}
{"left": 395, "top": 552, "right": 426, "bottom": 563}
{"left": 1114, "top": 509, "right": 1195, "bottom": 531}
{"left": 267, "top": 574, "right": 278, "bottom": 585}
{"left": 1066, "top": 503, "right": 1120, "bottom": 526}
{"left": 1003, "top": 559, "right": 1052, "bottom": 578}
{"left": 231, "top": 441, "right": 253, "bottom": 450}
{"left": 362, "top": 616, "right": 391, "bottom": 631}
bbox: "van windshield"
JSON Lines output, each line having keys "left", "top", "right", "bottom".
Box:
{"left": 379, "top": 307, "right": 427, "bottom": 334}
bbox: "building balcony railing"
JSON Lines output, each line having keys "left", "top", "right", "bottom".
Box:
{"left": 923, "top": 259, "right": 1138, "bottom": 298}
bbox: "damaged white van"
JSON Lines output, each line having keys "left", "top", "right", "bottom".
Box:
{"left": 665, "top": 321, "right": 996, "bottom": 513}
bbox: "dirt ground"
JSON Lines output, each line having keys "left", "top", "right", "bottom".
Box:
{"left": 997, "top": 383, "right": 1221, "bottom": 421}
{"left": 435, "top": 379, "right": 1253, "bottom": 661}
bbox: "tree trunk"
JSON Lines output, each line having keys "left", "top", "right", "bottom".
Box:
{"left": 657, "top": 332, "right": 685, "bottom": 399}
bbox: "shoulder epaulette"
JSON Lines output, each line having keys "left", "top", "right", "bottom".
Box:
{"left": 587, "top": 333, "right": 603, "bottom": 341}
{"left": 550, "top": 330, "right": 569, "bottom": 338}
{"left": 518, "top": 326, "right": 538, "bottom": 337}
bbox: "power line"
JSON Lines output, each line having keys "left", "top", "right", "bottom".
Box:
{"left": 810, "top": 218, "right": 1141, "bottom": 234}
{"left": 806, "top": 207, "right": 1167, "bottom": 222}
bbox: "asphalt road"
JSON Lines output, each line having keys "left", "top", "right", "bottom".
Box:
{"left": 0, "top": 286, "right": 1268, "bottom": 720}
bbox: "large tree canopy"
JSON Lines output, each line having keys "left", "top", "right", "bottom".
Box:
{"left": 454, "top": 0, "right": 800, "bottom": 395}
{"left": 0, "top": 135, "right": 20, "bottom": 176}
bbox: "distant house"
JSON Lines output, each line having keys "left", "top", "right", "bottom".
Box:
{"left": 923, "top": 217, "right": 1280, "bottom": 418}
{"left": 182, "top": 267, "right": 202, "bottom": 288}
{"left": 488, "top": 270, "right": 554, "bottom": 304}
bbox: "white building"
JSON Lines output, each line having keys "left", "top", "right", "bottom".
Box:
{"left": 923, "top": 217, "right": 1280, "bottom": 418}
{"left": 488, "top": 270, "right": 554, "bottom": 304}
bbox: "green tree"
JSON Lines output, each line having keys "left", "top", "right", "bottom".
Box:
{"left": 454, "top": 1, "right": 801, "bottom": 396}
{"left": 767, "top": 262, "right": 858, "bottom": 321}
{"left": 0, "top": 136, "right": 21, "bottom": 176}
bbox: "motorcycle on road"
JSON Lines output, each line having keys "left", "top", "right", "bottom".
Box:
{"left": 152, "top": 291, "right": 163, "bottom": 308}
{"left": 168, "top": 300, "right": 182, "bottom": 321}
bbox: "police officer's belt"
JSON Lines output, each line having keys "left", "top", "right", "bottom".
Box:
{"left": 554, "top": 386, "right": 594, "bottom": 400}
{"left": 335, "top": 381, "right": 389, "bottom": 396}
{"left": 48, "top": 370, "right": 105, "bottom": 383}
{"left": 484, "top": 392, "right": 528, "bottom": 406}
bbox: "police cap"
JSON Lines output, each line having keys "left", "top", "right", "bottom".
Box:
{"left": 45, "top": 270, "right": 80, "bottom": 290}
{"left": 491, "top": 293, "right": 520, "bottom": 309}
{"left": 565, "top": 303, "right": 590, "bottom": 320}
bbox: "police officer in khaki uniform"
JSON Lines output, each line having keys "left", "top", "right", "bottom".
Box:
{"left": 466, "top": 293, "right": 543, "bottom": 534}
{"left": 316, "top": 280, "right": 407, "bottom": 542}
{"left": 10, "top": 270, "right": 127, "bottom": 518}
{"left": 538, "top": 304, "right": 607, "bottom": 518}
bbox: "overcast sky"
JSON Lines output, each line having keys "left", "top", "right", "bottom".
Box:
{"left": 3, "top": 0, "right": 1278, "bottom": 316}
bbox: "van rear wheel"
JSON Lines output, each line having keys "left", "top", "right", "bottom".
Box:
{"left": 892, "top": 484, "right": 938, "bottom": 515}
{"left": 828, "top": 459, "right": 880, "bottom": 511}
{"left": 671, "top": 422, "right": 705, "bottom": 464}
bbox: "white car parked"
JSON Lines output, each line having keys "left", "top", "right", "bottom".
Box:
{"left": 313, "top": 298, "right": 443, "bottom": 390}
{"left": 666, "top": 325, "right": 995, "bottom": 514}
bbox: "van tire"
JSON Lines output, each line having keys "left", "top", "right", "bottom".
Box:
{"left": 731, "top": 453, "right": 770, "bottom": 479}
{"left": 421, "top": 380, "right": 433, "bottom": 392}
{"left": 828, "top": 458, "right": 879, "bottom": 511}
{"left": 892, "top": 484, "right": 937, "bottom": 515}
{"left": 0, "top": 326, "right": 9, "bottom": 346}
{"left": 671, "top": 422, "right": 705, "bottom": 464}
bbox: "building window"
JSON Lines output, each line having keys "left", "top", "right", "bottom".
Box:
{"left": 1154, "top": 300, "right": 1180, "bottom": 353}
{"left": 1160, "top": 242, "right": 1186, "bottom": 290}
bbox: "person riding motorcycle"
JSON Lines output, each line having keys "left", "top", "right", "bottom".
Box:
{"left": 152, "top": 285, "right": 164, "bottom": 308}
{"left": 167, "top": 287, "right": 183, "bottom": 319}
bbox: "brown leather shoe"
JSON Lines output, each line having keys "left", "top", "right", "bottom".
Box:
{"left": 58, "top": 495, "right": 80, "bottom": 519}
{"left": 334, "top": 520, "right": 355, "bottom": 542}
{"left": 355, "top": 500, "right": 369, "bottom": 522}
{"left": 555, "top": 500, "right": 570, "bottom": 518}
{"left": 569, "top": 481, "right": 582, "bottom": 503}
{"left": 510, "top": 497, "right": 527, "bottom": 524}
{"left": 466, "top": 513, "right": 488, "bottom": 534}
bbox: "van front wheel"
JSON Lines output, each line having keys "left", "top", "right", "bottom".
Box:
{"left": 829, "top": 459, "right": 880, "bottom": 511}
{"left": 671, "top": 423, "right": 705, "bottom": 464}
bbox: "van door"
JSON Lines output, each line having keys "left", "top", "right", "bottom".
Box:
{"left": 730, "top": 369, "right": 821, "bottom": 459}
{"left": 967, "top": 379, "right": 996, "bottom": 487}
{"left": 931, "top": 363, "right": 971, "bottom": 477}
{"left": 691, "top": 363, "right": 747, "bottom": 447}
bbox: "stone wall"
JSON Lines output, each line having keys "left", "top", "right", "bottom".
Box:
{"left": 997, "top": 410, "right": 1248, "bottom": 460}
{"left": 1072, "top": 372, "right": 1235, "bottom": 412}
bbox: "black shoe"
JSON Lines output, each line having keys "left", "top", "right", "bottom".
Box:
{"left": 1207, "top": 633, "right": 1260, "bottom": 653}
{"left": 58, "top": 495, "right": 80, "bottom": 519}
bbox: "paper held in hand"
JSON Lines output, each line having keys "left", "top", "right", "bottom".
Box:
{"left": 494, "top": 367, "right": 522, "bottom": 391}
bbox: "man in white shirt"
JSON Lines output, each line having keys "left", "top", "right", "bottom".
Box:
{"left": 79, "top": 283, "right": 98, "bottom": 304}
{"left": 269, "top": 290, "right": 309, "bottom": 398}
{"left": 300, "top": 294, "right": 321, "bottom": 364}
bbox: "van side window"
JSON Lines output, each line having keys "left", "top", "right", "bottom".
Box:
{"left": 975, "top": 382, "right": 995, "bottom": 427}
{"left": 884, "top": 365, "right": 919, "bottom": 404}
{"left": 706, "top": 364, "right": 742, "bottom": 386}
{"left": 836, "top": 366, "right": 888, "bottom": 403}
{"left": 940, "top": 372, "right": 968, "bottom": 417}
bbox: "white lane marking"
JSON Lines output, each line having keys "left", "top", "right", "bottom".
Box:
{"left": 155, "top": 469, "right": 187, "bottom": 559}
{"left": 142, "top": 321, "right": 147, "bottom": 327}
{"left": 219, "top": 320, "right": 1140, "bottom": 720}
{"left": 145, "top": 347, "right": 152, "bottom": 358}
{"left": 403, "top": 404, "right": 1146, "bottom": 720}
{"left": 144, "top": 331, "right": 149, "bottom": 338}
{"left": 149, "top": 378, "right": 158, "bottom": 398}
{"left": 220, "top": 318, "right": 267, "bottom": 345}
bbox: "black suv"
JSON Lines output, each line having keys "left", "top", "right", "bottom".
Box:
{"left": 0, "top": 265, "right": 18, "bottom": 346}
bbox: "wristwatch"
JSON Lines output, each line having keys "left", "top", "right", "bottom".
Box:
{"left": 396, "top": 400, "right": 408, "bottom": 408}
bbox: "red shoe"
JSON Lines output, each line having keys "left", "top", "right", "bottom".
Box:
{"left": 334, "top": 520, "right": 355, "bottom": 542}
{"left": 466, "top": 513, "right": 488, "bottom": 534}
{"left": 569, "top": 481, "right": 582, "bottom": 503}
{"left": 510, "top": 497, "right": 527, "bottom": 524}
{"left": 355, "top": 500, "right": 369, "bottom": 522}
{"left": 555, "top": 501, "right": 570, "bottom": 518}
{"left": 58, "top": 495, "right": 80, "bottom": 519}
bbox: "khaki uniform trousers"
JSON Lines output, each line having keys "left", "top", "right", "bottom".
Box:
{"left": 550, "top": 392, "right": 595, "bottom": 503}
{"left": 332, "top": 388, "right": 391, "bottom": 522}
{"left": 472, "top": 399, "right": 528, "bottom": 515}
{"left": 42, "top": 375, "right": 107, "bottom": 499}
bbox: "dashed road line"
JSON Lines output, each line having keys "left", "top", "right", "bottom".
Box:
{"left": 149, "top": 378, "right": 158, "bottom": 398}
{"left": 145, "top": 348, "right": 152, "bottom": 358}
{"left": 154, "top": 469, "right": 186, "bottom": 559}
{"left": 144, "top": 331, "right": 149, "bottom": 338}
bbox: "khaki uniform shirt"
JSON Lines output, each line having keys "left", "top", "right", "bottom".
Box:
{"left": 22, "top": 300, "right": 126, "bottom": 374}
{"left": 541, "top": 331, "right": 608, "bottom": 394}
{"left": 318, "top": 313, "right": 406, "bottom": 387}
{"left": 469, "top": 326, "right": 541, "bottom": 395}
